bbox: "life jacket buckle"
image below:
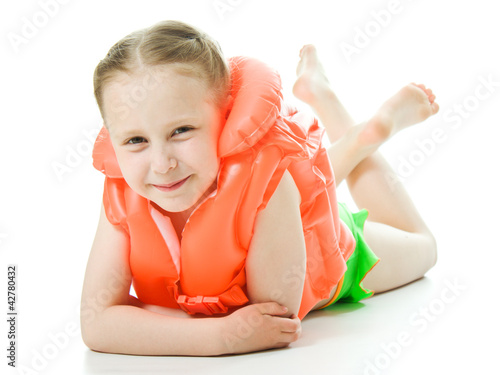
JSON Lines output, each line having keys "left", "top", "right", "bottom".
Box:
{"left": 177, "top": 295, "right": 228, "bottom": 315}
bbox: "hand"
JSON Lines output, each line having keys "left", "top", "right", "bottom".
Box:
{"left": 220, "top": 302, "right": 302, "bottom": 354}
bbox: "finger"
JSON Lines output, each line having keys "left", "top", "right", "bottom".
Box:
{"left": 280, "top": 317, "right": 302, "bottom": 333}
{"left": 279, "top": 330, "right": 301, "bottom": 343}
{"left": 255, "top": 302, "right": 289, "bottom": 316}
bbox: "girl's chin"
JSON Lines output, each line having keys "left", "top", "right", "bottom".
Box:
{"left": 151, "top": 195, "right": 201, "bottom": 214}
{"left": 147, "top": 180, "right": 216, "bottom": 213}
{"left": 153, "top": 201, "right": 192, "bottom": 213}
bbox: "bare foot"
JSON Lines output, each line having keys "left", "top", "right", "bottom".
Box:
{"left": 359, "top": 83, "right": 440, "bottom": 145}
{"left": 292, "top": 45, "right": 333, "bottom": 105}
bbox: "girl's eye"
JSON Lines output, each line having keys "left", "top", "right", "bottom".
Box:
{"left": 172, "top": 126, "right": 193, "bottom": 137}
{"left": 127, "top": 137, "right": 146, "bottom": 145}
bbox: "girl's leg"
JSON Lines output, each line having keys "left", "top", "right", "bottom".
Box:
{"left": 293, "top": 45, "right": 438, "bottom": 293}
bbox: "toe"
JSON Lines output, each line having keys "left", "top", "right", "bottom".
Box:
{"left": 412, "top": 82, "right": 424, "bottom": 89}
{"left": 431, "top": 101, "right": 439, "bottom": 114}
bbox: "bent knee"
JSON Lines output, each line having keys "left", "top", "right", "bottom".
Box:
{"left": 418, "top": 229, "right": 438, "bottom": 273}
{"left": 427, "top": 232, "right": 438, "bottom": 270}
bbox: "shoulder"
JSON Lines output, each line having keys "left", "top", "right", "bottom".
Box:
{"left": 270, "top": 169, "right": 301, "bottom": 209}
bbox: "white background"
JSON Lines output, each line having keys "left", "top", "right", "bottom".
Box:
{"left": 1, "top": 0, "right": 499, "bottom": 374}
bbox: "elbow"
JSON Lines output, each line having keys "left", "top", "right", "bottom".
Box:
{"left": 246, "top": 271, "right": 304, "bottom": 318}
{"left": 80, "top": 309, "right": 109, "bottom": 353}
{"left": 80, "top": 318, "right": 101, "bottom": 353}
{"left": 80, "top": 303, "right": 96, "bottom": 350}
{"left": 81, "top": 325, "right": 113, "bottom": 354}
{"left": 81, "top": 326, "right": 98, "bottom": 352}
{"left": 81, "top": 333, "right": 98, "bottom": 353}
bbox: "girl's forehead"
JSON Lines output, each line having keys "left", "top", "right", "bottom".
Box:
{"left": 103, "top": 66, "right": 220, "bottom": 131}
{"left": 104, "top": 68, "right": 207, "bottom": 107}
{"left": 110, "top": 66, "right": 181, "bottom": 88}
{"left": 106, "top": 65, "right": 208, "bottom": 99}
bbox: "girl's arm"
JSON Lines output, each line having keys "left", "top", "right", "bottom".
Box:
{"left": 80, "top": 204, "right": 299, "bottom": 356}
{"left": 80, "top": 204, "right": 221, "bottom": 355}
{"left": 246, "top": 170, "right": 306, "bottom": 318}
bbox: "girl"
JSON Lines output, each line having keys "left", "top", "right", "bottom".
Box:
{"left": 81, "top": 20, "right": 438, "bottom": 356}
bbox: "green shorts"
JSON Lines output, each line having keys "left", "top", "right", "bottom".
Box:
{"left": 320, "top": 203, "right": 380, "bottom": 308}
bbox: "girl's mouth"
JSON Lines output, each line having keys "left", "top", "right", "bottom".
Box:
{"left": 153, "top": 176, "right": 190, "bottom": 192}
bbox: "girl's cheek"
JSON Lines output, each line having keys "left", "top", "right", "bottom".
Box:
{"left": 119, "top": 153, "right": 148, "bottom": 181}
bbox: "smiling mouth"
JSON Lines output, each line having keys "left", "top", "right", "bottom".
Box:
{"left": 153, "top": 176, "right": 190, "bottom": 192}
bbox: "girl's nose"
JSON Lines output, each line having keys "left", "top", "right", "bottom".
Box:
{"left": 151, "top": 148, "right": 177, "bottom": 174}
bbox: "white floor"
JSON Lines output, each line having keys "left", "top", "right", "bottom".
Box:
{"left": 2, "top": 1, "right": 499, "bottom": 374}
{"left": 10, "top": 264, "right": 497, "bottom": 375}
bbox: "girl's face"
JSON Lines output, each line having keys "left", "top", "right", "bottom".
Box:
{"left": 102, "top": 65, "right": 225, "bottom": 213}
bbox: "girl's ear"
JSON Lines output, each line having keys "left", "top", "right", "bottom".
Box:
{"left": 223, "top": 94, "right": 234, "bottom": 119}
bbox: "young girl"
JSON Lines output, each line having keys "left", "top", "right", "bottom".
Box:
{"left": 81, "top": 20, "right": 438, "bottom": 356}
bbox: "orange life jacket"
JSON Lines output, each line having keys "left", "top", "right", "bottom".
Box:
{"left": 92, "top": 56, "right": 356, "bottom": 320}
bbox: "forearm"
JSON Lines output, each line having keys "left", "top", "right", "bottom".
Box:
{"left": 82, "top": 304, "right": 227, "bottom": 356}
{"left": 127, "top": 295, "right": 193, "bottom": 319}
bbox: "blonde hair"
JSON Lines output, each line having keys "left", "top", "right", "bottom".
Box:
{"left": 93, "top": 20, "right": 230, "bottom": 119}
